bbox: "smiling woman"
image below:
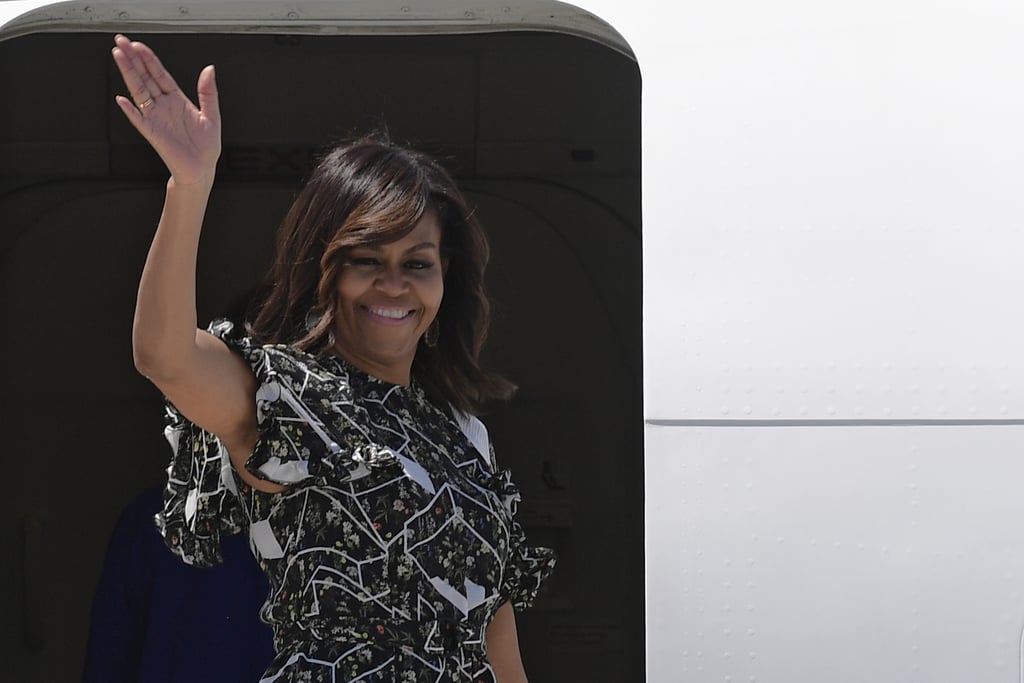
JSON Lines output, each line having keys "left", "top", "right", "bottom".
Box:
{"left": 0, "top": 12, "right": 642, "bottom": 681}
{"left": 333, "top": 213, "right": 445, "bottom": 384}
{"left": 111, "top": 32, "right": 553, "bottom": 683}
{"left": 246, "top": 141, "right": 513, "bottom": 414}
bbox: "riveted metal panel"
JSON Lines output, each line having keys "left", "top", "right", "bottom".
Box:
{"left": 647, "top": 422, "right": 1024, "bottom": 683}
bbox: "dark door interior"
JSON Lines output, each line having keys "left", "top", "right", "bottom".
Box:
{"left": 0, "top": 30, "right": 642, "bottom": 682}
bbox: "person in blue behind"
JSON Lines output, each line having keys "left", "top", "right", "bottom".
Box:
{"left": 110, "top": 34, "right": 554, "bottom": 682}
{"left": 84, "top": 485, "right": 275, "bottom": 681}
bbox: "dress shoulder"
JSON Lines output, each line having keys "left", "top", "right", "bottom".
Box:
{"left": 155, "top": 319, "right": 395, "bottom": 566}
{"left": 233, "top": 331, "right": 403, "bottom": 486}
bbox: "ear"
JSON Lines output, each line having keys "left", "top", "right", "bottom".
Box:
{"left": 441, "top": 256, "right": 450, "bottom": 276}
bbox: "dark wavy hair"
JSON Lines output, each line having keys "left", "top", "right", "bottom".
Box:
{"left": 248, "top": 137, "right": 514, "bottom": 414}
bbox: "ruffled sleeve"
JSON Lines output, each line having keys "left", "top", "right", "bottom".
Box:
{"left": 451, "top": 410, "right": 556, "bottom": 610}
{"left": 155, "top": 404, "right": 245, "bottom": 567}
{"left": 155, "top": 319, "right": 387, "bottom": 567}
{"left": 235, "top": 336, "right": 386, "bottom": 487}
{"left": 487, "top": 448, "right": 557, "bottom": 612}
{"left": 154, "top": 321, "right": 247, "bottom": 566}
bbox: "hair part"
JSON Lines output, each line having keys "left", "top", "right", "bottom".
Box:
{"left": 249, "top": 136, "right": 514, "bottom": 414}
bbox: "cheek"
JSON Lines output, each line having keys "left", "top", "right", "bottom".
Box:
{"left": 410, "top": 270, "right": 444, "bottom": 306}
{"left": 429, "top": 277, "right": 445, "bottom": 310}
{"left": 335, "top": 271, "right": 367, "bottom": 306}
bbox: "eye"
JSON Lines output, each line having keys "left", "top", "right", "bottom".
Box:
{"left": 405, "top": 260, "right": 434, "bottom": 270}
{"left": 348, "top": 256, "right": 380, "bottom": 267}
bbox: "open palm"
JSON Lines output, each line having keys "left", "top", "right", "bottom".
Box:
{"left": 112, "top": 34, "right": 221, "bottom": 186}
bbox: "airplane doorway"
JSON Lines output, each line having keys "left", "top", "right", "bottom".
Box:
{"left": 0, "top": 27, "right": 641, "bottom": 682}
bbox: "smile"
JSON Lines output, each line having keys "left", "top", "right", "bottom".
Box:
{"left": 364, "top": 306, "right": 415, "bottom": 322}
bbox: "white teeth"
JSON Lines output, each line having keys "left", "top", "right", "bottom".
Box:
{"left": 370, "top": 308, "right": 411, "bottom": 319}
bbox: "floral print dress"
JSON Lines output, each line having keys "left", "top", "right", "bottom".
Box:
{"left": 155, "top": 320, "right": 555, "bottom": 682}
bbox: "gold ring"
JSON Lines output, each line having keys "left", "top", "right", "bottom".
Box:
{"left": 138, "top": 96, "right": 155, "bottom": 110}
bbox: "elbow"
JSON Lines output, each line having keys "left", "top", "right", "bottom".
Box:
{"left": 133, "top": 350, "right": 156, "bottom": 380}
{"left": 132, "top": 331, "right": 189, "bottom": 383}
{"left": 132, "top": 343, "right": 169, "bottom": 381}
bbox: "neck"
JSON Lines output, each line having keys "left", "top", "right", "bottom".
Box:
{"left": 332, "top": 343, "right": 412, "bottom": 386}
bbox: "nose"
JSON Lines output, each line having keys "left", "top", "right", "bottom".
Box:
{"left": 374, "top": 264, "right": 408, "bottom": 296}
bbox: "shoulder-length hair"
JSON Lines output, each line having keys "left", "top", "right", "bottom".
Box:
{"left": 248, "top": 137, "right": 514, "bottom": 414}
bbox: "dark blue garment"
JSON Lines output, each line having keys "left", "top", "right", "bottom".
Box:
{"left": 83, "top": 486, "right": 274, "bottom": 682}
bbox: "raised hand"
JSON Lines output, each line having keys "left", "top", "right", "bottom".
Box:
{"left": 111, "top": 34, "right": 221, "bottom": 186}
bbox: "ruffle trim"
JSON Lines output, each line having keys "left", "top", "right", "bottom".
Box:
{"left": 155, "top": 405, "right": 245, "bottom": 567}
{"left": 240, "top": 340, "right": 398, "bottom": 486}
{"left": 488, "top": 467, "right": 557, "bottom": 611}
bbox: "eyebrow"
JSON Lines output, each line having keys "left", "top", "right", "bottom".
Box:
{"left": 362, "top": 241, "right": 439, "bottom": 254}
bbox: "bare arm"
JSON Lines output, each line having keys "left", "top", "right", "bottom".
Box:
{"left": 486, "top": 601, "right": 530, "bottom": 683}
{"left": 112, "top": 35, "right": 281, "bottom": 493}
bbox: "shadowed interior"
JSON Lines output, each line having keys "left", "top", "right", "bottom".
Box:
{"left": 0, "top": 31, "right": 641, "bottom": 681}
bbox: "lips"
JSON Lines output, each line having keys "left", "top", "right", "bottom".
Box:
{"left": 363, "top": 305, "right": 415, "bottom": 322}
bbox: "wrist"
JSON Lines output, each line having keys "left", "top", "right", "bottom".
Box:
{"left": 167, "top": 173, "right": 215, "bottom": 193}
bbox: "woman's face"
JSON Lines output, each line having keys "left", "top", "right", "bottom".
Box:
{"left": 332, "top": 210, "right": 445, "bottom": 384}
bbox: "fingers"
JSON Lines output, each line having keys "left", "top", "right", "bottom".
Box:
{"left": 196, "top": 65, "right": 220, "bottom": 127}
{"left": 112, "top": 37, "right": 155, "bottom": 110}
{"left": 111, "top": 34, "right": 174, "bottom": 114}
{"left": 132, "top": 40, "right": 181, "bottom": 97}
{"left": 111, "top": 35, "right": 218, "bottom": 122}
{"left": 114, "top": 93, "right": 159, "bottom": 147}
{"left": 113, "top": 94, "right": 150, "bottom": 139}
